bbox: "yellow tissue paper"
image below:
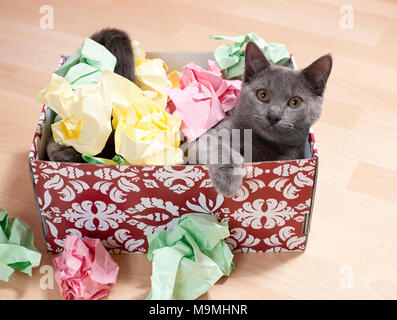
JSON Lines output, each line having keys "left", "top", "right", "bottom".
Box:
{"left": 132, "top": 40, "right": 180, "bottom": 108}
{"left": 132, "top": 40, "right": 146, "bottom": 65}
{"left": 37, "top": 74, "right": 112, "bottom": 156}
{"left": 101, "top": 70, "right": 183, "bottom": 165}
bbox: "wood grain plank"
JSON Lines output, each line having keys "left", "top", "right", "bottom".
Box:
{"left": 0, "top": 0, "right": 396, "bottom": 300}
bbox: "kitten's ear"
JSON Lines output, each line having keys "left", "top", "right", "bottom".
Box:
{"left": 244, "top": 41, "right": 270, "bottom": 82}
{"left": 302, "top": 54, "right": 332, "bottom": 96}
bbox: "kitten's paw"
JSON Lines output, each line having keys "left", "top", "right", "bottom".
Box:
{"left": 208, "top": 164, "right": 243, "bottom": 197}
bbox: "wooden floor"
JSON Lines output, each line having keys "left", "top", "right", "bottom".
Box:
{"left": 0, "top": 0, "right": 396, "bottom": 300}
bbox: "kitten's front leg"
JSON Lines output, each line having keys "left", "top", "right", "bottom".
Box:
{"left": 187, "top": 129, "right": 244, "bottom": 197}
{"left": 206, "top": 135, "right": 244, "bottom": 197}
{"left": 208, "top": 162, "right": 243, "bottom": 197}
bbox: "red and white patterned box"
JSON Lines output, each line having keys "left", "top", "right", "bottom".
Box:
{"left": 29, "top": 52, "right": 319, "bottom": 254}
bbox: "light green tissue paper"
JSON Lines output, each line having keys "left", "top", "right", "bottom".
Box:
{"left": 0, "top": 209, "right": 41, "bottom": 282}
{"left": 55, "top": 47, "right": 83, "bottom": 76}
{"left": 82, "top": 154, "right": 130, "bottom": 165}
{"left": 54, "top": 38, "right": 117, "bottom": 89}
{"left": 64, "top": 63, "right": 103, "bottom": 90}
{"left": 146, "top": 214, "right": 234, "bottom": 300}
{"left": 54, "top": 114, "right": 62, "bottom": 123}
{"left": 211, "top": 33, "right": 290, "bottom": 79}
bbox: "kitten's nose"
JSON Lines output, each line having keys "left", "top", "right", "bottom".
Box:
{"left": 266, "top": 113, "right": 281, "bottom": 126}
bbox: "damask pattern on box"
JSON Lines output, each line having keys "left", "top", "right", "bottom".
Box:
{"left": 30, "top": 120, "right": 317, "bottom": 254}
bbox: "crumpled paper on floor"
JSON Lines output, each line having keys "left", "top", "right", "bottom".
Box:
{"left": 54, "top": 38, "right": 116, "bottom": 90}
{"left": 133, "top": 40, "right": 180, "bottom": 108}
{"left": 0, "top": 209, "right": 41, "bottom": 282}
{"left": 166, "top": 60, "right": 241, "bottom": 142}
{"left": 37, "top": 73, "right": 113, "bottom": 156}
{"left": 211, "top": 33, "right": 290, "bottom": 79}
{"left": 53, "top": 236, "right": 119, "bottom": 300}
{"left": 146, "top": 214, "right": 234, "bottom": 300}
{"left": 102, "top": 70, "right": 183, "bottom": 165}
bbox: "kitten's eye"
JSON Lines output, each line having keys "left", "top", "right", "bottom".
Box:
{"left": 257, "top": 89, "right": 270, "bottom": 102}
{"left": 288, "top": 96, "right": 302, "bottom": 108}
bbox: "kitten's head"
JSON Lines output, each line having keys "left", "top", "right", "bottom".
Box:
{"left": 236, "top": 41, "right": 332, "bottom": 145}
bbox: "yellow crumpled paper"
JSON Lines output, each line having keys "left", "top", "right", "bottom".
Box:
{"left": 37, "top": 74, "right": 112, "bottom": 156}
{"left": 102, "top": 70, "right": 183, "bottom": 165}
{"left": 132, "top": 40, "right": 179, "bottom": 108}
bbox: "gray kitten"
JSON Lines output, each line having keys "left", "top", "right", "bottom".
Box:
{"left": 187, "top": 41, "right": 332, "bottom": 197}
{"left": 46, "top": 28, "right": 135, "bottom": 162}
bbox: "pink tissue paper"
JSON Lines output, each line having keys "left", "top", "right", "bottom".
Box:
{"left": 53, "top": 235, "right": 119, "bottom": 300}
{"left": 166, "top": 60, "right": 241, "bottom": 142}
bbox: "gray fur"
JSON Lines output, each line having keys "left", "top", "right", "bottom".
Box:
{"left": 90, "top": 28, "right": 135, "bottom": 82}
{"left": 46, "top": 135, "right": 83, "bottom": 162}
{"left": 188, "top": 41, "right": 332, "bottom": 197}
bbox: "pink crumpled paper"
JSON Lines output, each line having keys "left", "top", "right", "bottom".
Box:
{"left": 166, "top": 60, "right": 241, "bottom": 142}
{"left": 53, "top": 236, "right": 119, "bottom": 300}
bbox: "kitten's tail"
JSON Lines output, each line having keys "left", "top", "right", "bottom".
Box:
{"left": 90, "top": 28, "right": 135, "bottom": 82}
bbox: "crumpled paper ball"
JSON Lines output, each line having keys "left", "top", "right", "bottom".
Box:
{"left": 0, "top": 209, "right": 41, "bottom": 282}
{"left": 37, "top": 73, "right": 113, "bottom": 156}
{"left": 53, "top": 236, "right": 119, "bottom": 300}
{"left": 102, "top": 70, "right": 183, "bottom": 165}
{"left": 211, "top": 33, "right": 290, "bottom": 79}
{"left": 146, "top": 214, "right": 234, "bottom": 300}
{"left": 166, "top": 60, "right": 241, "bottom": 142}
{"left": 54, "top": 38, "right": 116, "bottom": 90}
{"left": 132, "top": 40, "right": 180, "bottom": 108}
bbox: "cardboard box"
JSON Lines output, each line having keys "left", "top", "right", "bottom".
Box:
{"left": 29, "top": 52, "right": 319, "bottom": 254}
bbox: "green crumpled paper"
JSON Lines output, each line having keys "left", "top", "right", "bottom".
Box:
{"left": 82, "top": 154, "right": 130, "bottom": 165}
{"left": 0, "top": 209, "right": 41, "bottom": 282}
{"left": 146, "top": 214, "right": 234, "bottom": 300}
{"left": 54, "top": 38, "right": 116, "bottom": 90}
{"left": 211, "top": 33, "right": 290, "bottom": 79}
